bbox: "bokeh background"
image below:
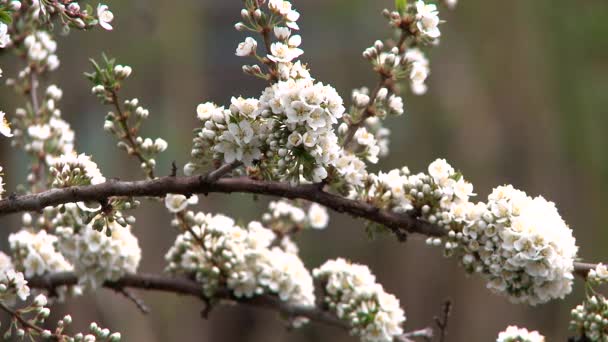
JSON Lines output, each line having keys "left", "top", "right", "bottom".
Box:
{"left": 1, "top": 0, "right": 608, "bottom": 340}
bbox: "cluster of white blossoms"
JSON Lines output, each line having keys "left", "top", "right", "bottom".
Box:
{"left": 0, "top": 21, "right": 9, "bottom": 48}
{"left": 353, "top": 158, "right": 577, "bottom": 305}
{"left": 422, "top": 161, "right": 577, "bottom": 304}
{"left": 473, "top": 186, "right": 577, "bottom": 304}
{"left": 496, "top": 326, "right": 545, "bottom": 342}
{"left": 199, "top": 99, "right": 265, "bottom": 168}
{"left": 0, "top": 252, "right": 30, "bottom": 303}
{"left": 404, "top": 49, "right": 430, "bottom": 95}
{"left": 188, "top": 72, "right": 349, "bottom": 182}
{"left": 0, "top": 256, "right": 120, "bottom": 341}
{"left": 570, "top": 294, "right": 608, "bottom": 341}
{"left": 9, "top": 84, "right": 76, "bottom": 176}
{"left": 313, "top": 258, "right": 406, "bottom": 342}
{"left": 257, "top": 76, "right": 346, "bottom": 182}
{"left": 165, "top": 211, "right": 315, "bottom": 321}
{"left": 268, "top": 0, "right": 300, "bottom": 30}
{"left": 164, "top": 193, "right": 199, "bottom": 214}
{"left": 1, "top": 110, "right": 11, "bottom": 138}
{"left": 8, "top": 229, "right": 80, "bottom": 300}
{"left": 414, "top": 1, "right": 442, "bottom": 41}
{"left": 9, "top": 229, "right": 73, "bottom": 279}
{"left": 49, "top": 153, "right": 106, "bottom": 187}
{"left": 55, "top": 220, "right": 141, "bottom": 289}
{"left": 96, "top": 4, "right": 114, "bottom": 31}
{"left": 262, "top": 199, "right": 330, "bottom": 231}
{"left": 23, "top": 31, "right": 59, "bottom": 71}
{"left": 588, "top": 263, "right": 608, "bottom": 285}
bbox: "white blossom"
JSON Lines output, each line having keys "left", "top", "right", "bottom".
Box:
{"left": 415, "top": 1, "right": 441, "bottom": 39}
{"left": 0, "top": 111, "right": 12, "bottom": 137}
{"left": 496, "top": 326, "right": 545, "bottom": 342}
{"left": 314, "top": 259, "right": 406, "bottom": 342}
{"left": 49, "top": 153, "right": 106, "bottom": 187}
{"left": 165, "top": 194, "right": 198, "bottom": 213}
{"left": 0, "top": 23, "right": 10, "bottom": 48}
{"left": 236, "top": 37, "right": 257, "bottom": 57}
{"left": 56, "top": 220, "right": 141, "bottom": 289}
{"left": 97, "top": 4, "right": 114, "bottom": 31}
{"left": 9, "top": 229, "right": 73, "bottom": 279}
{"left": 307, "top": 203, "right": 329, "bottom": 229}
{"left": 166, "top": 211, "right": 315, "bottom": 320}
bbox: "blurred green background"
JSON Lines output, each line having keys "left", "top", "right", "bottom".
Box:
{"left": 1, "top": 0, "right": 608, "bottom": 340}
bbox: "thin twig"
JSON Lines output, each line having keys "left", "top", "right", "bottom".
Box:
{"left": 0, "top": 301, "right": 61, "bottom": 340}
{"left": 434, "top": 299, "right": 452, "bottom": 342}
{"left": 112, "top": 288, "right": 150, "bottom": 314}
{"left": 397, "top": 327, "right": 434, "bottom": 342}
{"left": 109, "top": 90, "right": 155, "bottom": 179}
{"left": 204, "top": 161, "right": 242, "bottom": 183}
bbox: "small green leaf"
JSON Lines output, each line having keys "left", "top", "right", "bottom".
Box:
{"left": 395, "top": 0, "right": 407, "bottom": 13}
{"left": 0, "top": 11, "right": 13, "bottom": 25}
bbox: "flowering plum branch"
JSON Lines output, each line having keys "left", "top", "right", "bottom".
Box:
{"left": 0, "top": 0, "right": 601, "bottom": 341}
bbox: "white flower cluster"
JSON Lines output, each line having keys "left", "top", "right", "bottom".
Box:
{"left": 364, "top": 117, "right": 390, "bottom": 158}
{"left": 164, "top": 194, "right": 199, "bottom": 213}
{"left": 476, "top": 186, "right": 577, "bottom": 304}
{"left": 414, "top": 1, "right": 441, "bottom": 41}
{"left": 268, "top": 0, "right": 300, "bottom": 30}
{"left": 404, "top": 48, "right": 430, "bottom": 95}
{"left": 0, "top": 22, "right": 9, "bottom": 48}
{"left": 0, "top": 252, "right": 30, "bottom": 303}
{"left": 25, "top": 116, "right": 75, "bottom": 155}
{"left": 356, "top": 158, "right": 577, "bottom": 305}
{"left": 0, "top": 110, "right": 12, "bottom": 137}
{"left": 187, "top": 99, "right": 266, "bottom": 171}
{"left": 588, "top": 263, "right": 608, "bottom": 285}
{"left": 257, "top": 77, "right": 346, "bottom": 182}
{"left": 8, "top": 229, "right": 80, "bottom": 300}
{"left": 23, "top": 31, "right": 59, "bottom": 71}
{"left": 313, "top": 258, "right": 406, "bottom": 342}
{"left": 189, "top": 74, "right": 348, "bottom": 183}
{"left": 49, "top": 153, "right": 106, "bottom": 187}
{"left": 9, "top": 229, "right": 73, "bottom": 279}
{"left": 96, "top": 4, "right": 114, "bottom": 31}
{"left": 262, "top": 200, "right": 330, "bottom": 231}
{"left": 335, "top": 152, "right": 368, "bottom": 187}
{"left": 10, "top": 84, "right": 76, "bottom": 170}
{"left": 570, "top": 294, "right": 608, "bottom": 341}
{"left": 418, "top": 160, "right": 576, "bottom": 304}
{"left": 165, "top": 212, "right": 315, "bottom": 320}
{"left": 353, "top": 127, "right": 381, "bottom": 164}
{"left": 496, "top": 326, "right": 545, "bottom": 342}
{"left": 56, "top": 220, "right": 141, "bottom": 289}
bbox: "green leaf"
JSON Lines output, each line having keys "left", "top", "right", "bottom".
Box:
{"left": 0, "top": 11, "right": 13, "bottom": 24}
{"left": 395, "top": 0, "right": 407, "bottom": 13}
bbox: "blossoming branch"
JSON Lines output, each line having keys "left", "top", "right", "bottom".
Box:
{"left": 0, "top": 0, "right": 602, "bottom": 341}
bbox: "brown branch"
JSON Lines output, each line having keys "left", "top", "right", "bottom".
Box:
{"left": 27, "top": 272, "right": 347, "bottom": 330}
{"left": 0, "top": 174, "right": 602, "bottom": 277}
{"left": 0, "top": 175, "right": 443, "bottom": 237}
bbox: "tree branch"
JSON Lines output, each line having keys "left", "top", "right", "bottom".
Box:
{"left": 28, "top": 272, "right": 348, "bottom": 329}
{"left": 0, "top": 174, "right": 600, "bottom": 277}
{"left": 0, "top": 175, "right": 443, "bottom": 237}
